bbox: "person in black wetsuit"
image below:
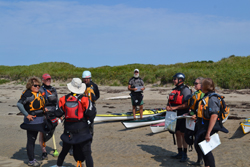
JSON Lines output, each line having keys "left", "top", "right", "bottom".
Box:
{"left": 193, "top": 78, "right": 228, "bottom": 167}
{"left": 128, "top": 69, "right": 145, "bottom": 120}
{"left": 82, "top": 70, "right": 100, "bottom": 106}
{"left": 17, "top": 77, "right": 46, "bottom": 167}
{"left": 54, "top": 78, "right": 96, "bottom": 167}
{"left": 38, "top": 73, "right": 58, "bottom": 160}
{"left": 166, "top": 73, "right": 192, "bottom": 162}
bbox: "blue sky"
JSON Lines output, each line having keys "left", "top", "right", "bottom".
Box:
{"left": 1, "top": 0, "right": 250, "bottom": 68}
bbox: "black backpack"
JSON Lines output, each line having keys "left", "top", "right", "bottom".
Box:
{"left": 184, "top": 128, "right": 196, "bottom": 151}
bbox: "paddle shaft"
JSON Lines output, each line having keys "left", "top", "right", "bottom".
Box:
{"left": 52, "top": 134, "right": 57, "bottom": 150}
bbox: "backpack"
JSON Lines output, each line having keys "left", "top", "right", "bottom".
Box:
{"left": 184, "top": 126, "right": 197, "bottom": 151}
{"left": 197, "top": 93, "right": 230, "bottom": 133}
{"left": 64, "top": 94, "right": 85, "bottom": 122}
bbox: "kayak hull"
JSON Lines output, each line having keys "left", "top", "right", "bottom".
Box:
{"left": 150, "top": 122, "right": 166, "bottom": 133}
{"left": 122, "top": 115, "right": 165, "bottom": 129}
{"left": 94, "top": 109, "right": 166, "bottom": 122}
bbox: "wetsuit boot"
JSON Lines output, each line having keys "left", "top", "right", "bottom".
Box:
{"left": 171, "top": 148, "right": 183, "bottom": 159}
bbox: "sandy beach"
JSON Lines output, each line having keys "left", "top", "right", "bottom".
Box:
{"left": 0, "top": 82, "right": 250, "bottom": 167}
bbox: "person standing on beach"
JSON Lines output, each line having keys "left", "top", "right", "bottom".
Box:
{"left": 128, "top": 69, "right": 145, "bottom": 120}
{"left": 186, "top": 77, "right": 205, "bottom": 166}
{"left": 54, "top": 78, "right": 96, "bottom": 167}
{"left": 166, "top": 73, "right": 191, "bottom": 162}
{"left": 17, "top": 77, "right": 46, "bottom": 167}
{"left": 192, "top": 78, "right": 228, "bottom": 167}
{"left": 38, "top": 73, "right": 58, "bottom": 160}
{"left": 82, "top": 70, "right": 99, "bottom": 136}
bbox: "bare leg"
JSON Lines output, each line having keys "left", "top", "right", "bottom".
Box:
{"left": 39, "top": 132, "right": 46, "bottom": 153}
{"left": 139, "top": 105, "right": 143, "bottom": 119}
{"left": 132, "top": 106, "right": 136, "bottom": 119}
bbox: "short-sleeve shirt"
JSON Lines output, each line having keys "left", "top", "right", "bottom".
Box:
{"left": 128, "top": 77, "right": 144, "bottom": 93}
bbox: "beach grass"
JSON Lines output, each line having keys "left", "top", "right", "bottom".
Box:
{"left": 0, "top": 55, "right": 249, "bottom": 89}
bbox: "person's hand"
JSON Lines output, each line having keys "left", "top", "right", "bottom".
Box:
{"left": 44, "top": 108, "right": 49, "bottom": 112}
{"left": 205, "top": 133, "right": 211, "bottom": 142}
{"left": 141, "top": 87, "right": 145, "bottom": 91}
{"left": 191, "top": 115, "right": 197, "bottom": 120}
{"left": 134, "top": 88, "right": 137, "bottom": 91}
{"left": 26, "top": 114, "right": 36, "bottom": 121}
{"left": 166, "top": 106, "right": 172, "bottom": 111}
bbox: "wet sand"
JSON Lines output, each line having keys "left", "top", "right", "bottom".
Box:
{"left": 0, "top": 82, "right": 250, "bottom": 167}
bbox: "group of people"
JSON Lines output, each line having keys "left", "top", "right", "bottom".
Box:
{"left": 17, "top": 68, "right": 227, "bottom": 167}
{"left": 166, "top": 73, "right": 228, "bottom": 167}
{"left": 17, "top": 71, "right": 99, "bottom": 167}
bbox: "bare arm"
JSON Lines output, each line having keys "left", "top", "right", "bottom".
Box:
{"left": 166, "top": 102, "right": 188, "bottom": 111}
{"left": 205, "top": 114, "right": 218, "bottom": 142}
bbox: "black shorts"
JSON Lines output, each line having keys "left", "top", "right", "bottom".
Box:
{"left": 176, "top": 119, "right": 186, "bottom": 133}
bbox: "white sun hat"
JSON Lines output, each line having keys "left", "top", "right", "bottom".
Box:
{"left": 67, "top": 78, "right": 86, "bottom": 94}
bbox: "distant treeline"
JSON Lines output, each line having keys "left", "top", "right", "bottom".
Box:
{"left": 0, "top": 55, "right": 250, "bottom": 89}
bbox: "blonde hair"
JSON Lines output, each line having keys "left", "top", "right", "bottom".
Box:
{"left": 26, "top": 77, "right": 41, "bottom": 89}
{"left": 202, "top": 78, "right": 215, "bottom": 92}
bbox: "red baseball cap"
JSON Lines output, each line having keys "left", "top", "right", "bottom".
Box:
{"left": 42, "top": 73, "right": 51, "bottom": 80}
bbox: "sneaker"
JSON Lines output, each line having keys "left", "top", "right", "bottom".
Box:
{"left": 171, "top": 152, "right": 182, "bottom": 159}
{"left": 28, "top": 159, "right": 41, "bottom": 167}
{"left": 41, "top": 152, "right": 48, "bottom": 160}
{"left": 180, "top": 153, "right": 189, "bottom": 162}
{"left": 190, "top": 160, "right": 203, "bottom": 166}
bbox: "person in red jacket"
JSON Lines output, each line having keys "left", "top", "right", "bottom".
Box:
{"left": 54, "top": 78, "right": 96, "bottom": 167}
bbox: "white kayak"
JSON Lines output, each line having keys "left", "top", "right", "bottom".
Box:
{"left": 122, "top": 115, "right": 165, "bottom": 129}
{"left": 150, "top": 121, "right": 166, "bottom": 133}
{"left": 94, "top": 108, "right": 166, "bottom": 122}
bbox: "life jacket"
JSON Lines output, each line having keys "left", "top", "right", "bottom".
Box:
{"left": 84, "top": 86, "right": 96, "bottom": 103}
{"left": 64, "top": 94, "right": 86, "bottom": 122}
{"left": 168, "top": 85, "right": 190, "bottom": 106}
{"left": 40, "top": 85, "right": 57, "bottom": 105}
{"left": 197, "top": 93, "right": 230, "bottom": 133}
{"left": 187, "top": 90, "right": 205, "bottom": 112}
{"left": 21, "top": 90, "right": 45, "bottom": 114}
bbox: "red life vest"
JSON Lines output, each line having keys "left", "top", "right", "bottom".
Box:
{"left": 168, "top": 85, "right": 189, "bottom": 105}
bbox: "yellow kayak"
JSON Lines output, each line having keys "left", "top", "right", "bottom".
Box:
{"left": 94, "top": 108, "right": 166, "bottom": 122}
{"left": 241, "top": 118, "right": 250, "bottom": 134}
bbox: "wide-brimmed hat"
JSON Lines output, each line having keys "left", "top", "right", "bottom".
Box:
{"left": 67, "top": 78, "right": 86, "bottom": 94}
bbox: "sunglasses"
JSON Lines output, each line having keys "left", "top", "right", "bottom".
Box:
{"left": 193, "top": 82, "right": 199, "bottom": 85}
{"left": 33, "top": 84, "right": 40, "bottom": 87}
{"left": 173, "top": 78, "right": 178, "bottom": 80}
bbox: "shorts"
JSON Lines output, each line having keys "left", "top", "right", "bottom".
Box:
{"left": 175, "top": 118, "right": 186, "bottom": 133}
{"left": 131, "top": 99, "right": 144, "bottom": 106}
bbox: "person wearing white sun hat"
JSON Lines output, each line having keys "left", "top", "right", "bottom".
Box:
{"left": 54, "top": 78, "right": 96, "bottom": 167}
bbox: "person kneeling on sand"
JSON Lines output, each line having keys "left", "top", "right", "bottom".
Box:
{"left": 54, "top": 78, "right": 96, "bottom": 167}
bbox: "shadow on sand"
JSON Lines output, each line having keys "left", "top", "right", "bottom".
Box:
{"left": 138, "top": 144, "right": 193, "bottom": 167}
{"left": 11, "top": 144, "right": 75, "bottom": 167}
{"left": 229, "top": 125, "right": 245, "bottom": 139}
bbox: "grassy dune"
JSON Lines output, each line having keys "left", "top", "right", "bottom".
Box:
{"left": 0, "top": 55, "right": 249, "bottom": 89}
